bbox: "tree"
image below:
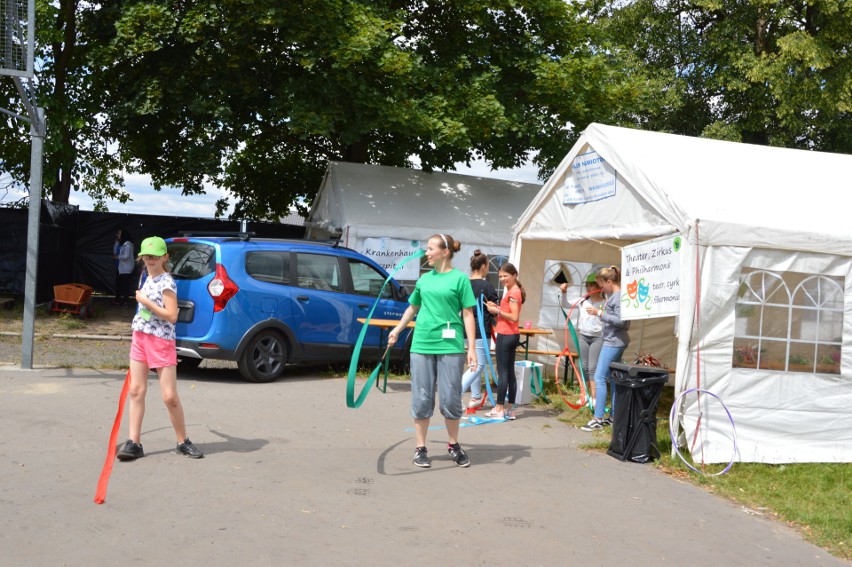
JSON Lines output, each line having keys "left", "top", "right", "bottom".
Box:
{"left": 86, "top": 0, "right": 656, "bottom": 218}
{"left": 1, "top": 0, "right": 128, "bottom": 209}
{"left": 592, "top": 0, "right": 852, "bottom": 152}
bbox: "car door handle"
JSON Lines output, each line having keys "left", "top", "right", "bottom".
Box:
{"left": 358, "top": 303, "right": 369, "bottom": 309}
{"left": 296, "top": 296, "right": 310, "bottom": 302}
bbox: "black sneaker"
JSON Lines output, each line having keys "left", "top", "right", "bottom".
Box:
{"left": 176, "top": 438, "right": 204, "bottom": 459}
{"left": 116, "top": 439, "right": 144, "bottom": 461}
{"left": 448, "top": 443, "right": 470, "bottom": 468}
{"left": 603, "top": 417, "right": 613, "bottom": 426}
{"left": 413, "top": 446, "right": 431, "bottom": 468}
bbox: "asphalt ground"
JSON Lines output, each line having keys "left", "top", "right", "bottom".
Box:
{"left": 0, "top": 365, "right": 844, "bottom": 567}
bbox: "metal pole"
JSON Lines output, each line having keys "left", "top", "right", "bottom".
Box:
{"left": 21, "top": 106, "right": 45, "bottom": 369}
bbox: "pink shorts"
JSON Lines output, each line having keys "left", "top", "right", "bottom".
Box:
{"left": 130, "top": 331, "right": 177, "bottom": 369}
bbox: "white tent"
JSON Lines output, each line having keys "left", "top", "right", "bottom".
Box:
{"left": 306, "top": 161, "right": 540, "bottom": 282}
{"left": 511, "top": 123, "right": 852, "bottom": 464}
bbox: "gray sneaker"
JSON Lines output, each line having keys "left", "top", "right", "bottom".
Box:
{"left": 448, "top": 443, "right": 470, "bottom": 467}
{"left": 413, "top": 446, "right": 431, "bottom": 468}
{"left": 116, "top": 439, "right": 144, "bottom": 461}
{"left": 176, "top": 438, "right": 204, "bottom": 459}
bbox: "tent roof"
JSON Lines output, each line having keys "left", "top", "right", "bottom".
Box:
{"left": 516, "top": 123, "right": 852, "bottom": 255}
{"left": 308, "top": 161, "right": 541, "bottom": 249}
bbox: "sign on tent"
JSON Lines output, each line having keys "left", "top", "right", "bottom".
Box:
{"left": 621, "top": 234, "right": 682, "bottom": 320}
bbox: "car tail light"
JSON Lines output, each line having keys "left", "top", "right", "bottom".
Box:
{"left": 208, "top": 263, "right": 239, "bottom": 312}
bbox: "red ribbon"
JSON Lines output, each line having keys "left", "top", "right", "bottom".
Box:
{"left": 93, "top": 370, "right": 130, "bottom": 504}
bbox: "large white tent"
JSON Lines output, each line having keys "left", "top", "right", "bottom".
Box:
{"left": 511, "top": 123, "right": 852, "bottom": 464}
{"left": 306, "top": 161, "right": 540, "bottom": 283}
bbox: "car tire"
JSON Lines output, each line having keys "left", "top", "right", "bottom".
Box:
{"left": 177, "top": 357, "right": 202, "bottom": 371}
{"left": 238, "top": 330, "right": 287, "bottom": 383}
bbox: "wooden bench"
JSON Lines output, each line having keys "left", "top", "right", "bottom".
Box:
{"left": 488, "top": 347, "right": 577, "bottom": 358}
{"left": 521, "top": 348, "right": 577, "bottom": 358}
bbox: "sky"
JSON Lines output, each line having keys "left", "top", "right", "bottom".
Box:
{"left": 58, "top": 158, "right": 543, "bottom": 219}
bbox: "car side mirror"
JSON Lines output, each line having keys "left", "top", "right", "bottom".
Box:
{"left": 397, "top": 285, "right": 410, "bottom": 300}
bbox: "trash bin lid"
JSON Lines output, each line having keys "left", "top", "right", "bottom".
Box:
{"left": 609, "top": 362, "right": 669, "bottom": 385}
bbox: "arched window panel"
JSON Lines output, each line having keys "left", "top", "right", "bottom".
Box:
{"left": 488, "top": 255, "right": 509, "bottom": 298}
{"left": 734, "top": 269, "right": 844, "bottom": 374}
{"left": 738, "top": 270, "right": 788, "bottom": 304}
{"left": 734, "top": 270, "right": 790, "bottom": 350}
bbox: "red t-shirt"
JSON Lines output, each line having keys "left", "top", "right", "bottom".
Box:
{"left": 495, "top": 286, "right": 522, "bottom": 335}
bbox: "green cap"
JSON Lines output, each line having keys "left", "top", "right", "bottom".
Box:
{"left": 138, "top": 236, "right": 168, "bottom": 257}
{"left": 585, "top": 272, "right": 599, "bottom": 284}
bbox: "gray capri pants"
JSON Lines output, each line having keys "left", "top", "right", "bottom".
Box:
{"left": 410, "top": 352, "right": 465, "bottom": 420}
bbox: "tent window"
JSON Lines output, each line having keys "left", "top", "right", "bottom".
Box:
{"left": 418, "top": 254, "right": 507, "bottom": 296}
{"left": 733, "top": 269, "right": 843, "bottom": 374}
{"left": 487, "top": 255, "right": 508, "bottom": 297}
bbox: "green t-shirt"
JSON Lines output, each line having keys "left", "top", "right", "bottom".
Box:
{"left": 409, "top": 268, "right": 476, "bottom": 354}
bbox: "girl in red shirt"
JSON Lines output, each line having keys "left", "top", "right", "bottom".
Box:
{"left": 484, "top": 262, "right": 525, "bottom": 420}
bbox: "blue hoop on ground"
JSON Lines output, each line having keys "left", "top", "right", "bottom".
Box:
{"left": 669, "top": 388, "right": 737, "bottom": 476}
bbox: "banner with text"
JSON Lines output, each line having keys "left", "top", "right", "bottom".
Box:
{"left": 359, "top": 237, "right": 423, "bottom": 281}
{"left": 620, "top": 234, "right": 682, "bottom": 320}
{"left": 562, "top": 149, "right": 617, "bottom": 205}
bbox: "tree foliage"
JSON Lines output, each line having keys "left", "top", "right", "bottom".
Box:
{"left": 592, "top": 0, "right": 852, "bottom": 151}
{"left": 85, "top": 0, "right": 653, "bottom": 218}
{"left": 10, "top": 1, "right": 847, "bottom": 217}
{"left": 1, "top": 0, "right": 128, "bottom": 209}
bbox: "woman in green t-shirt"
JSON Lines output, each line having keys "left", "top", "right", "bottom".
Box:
{"left": 388, "top": 234, "right": 477, "bottom": 468}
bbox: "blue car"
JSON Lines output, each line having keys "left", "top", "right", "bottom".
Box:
{"left": 166, "top": 235, "right": 413, "bottom": 382}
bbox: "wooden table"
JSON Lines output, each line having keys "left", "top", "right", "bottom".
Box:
{"left": 516, "top": 327, "right": 582, "bottom": 385}
{"left": 517, "top": 327, "right": 553, "bottom": 359}
{"left": 356, "top": 318, "right": 415, "bottom": 391}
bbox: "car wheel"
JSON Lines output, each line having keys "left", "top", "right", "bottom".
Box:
{"left": 238, "top": 330, "right": 287, "bottom": 383}
{"left": 177, "top": 357, "right": 202, "bottom": 371}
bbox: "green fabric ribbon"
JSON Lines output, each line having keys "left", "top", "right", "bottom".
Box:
{"left": 346, "top": 249, "right": 425, "bottom": 408}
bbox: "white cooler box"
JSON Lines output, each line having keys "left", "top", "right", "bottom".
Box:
{"left": 513, "top": 361, "right": 544, "bottom": 405}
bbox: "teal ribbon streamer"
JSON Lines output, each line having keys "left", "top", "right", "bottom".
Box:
{"left": 346, "top": 249, "right": 425, "bottom": 408}
{"left": 560, "top": 301, "right": 592, "bottom": 410}
{"left": 475, "top": 294, "right": 500, "bottom": 407}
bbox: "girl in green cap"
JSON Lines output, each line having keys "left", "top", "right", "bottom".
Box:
{"left": 116, "top": 237, "right": 203, "bottom": 461}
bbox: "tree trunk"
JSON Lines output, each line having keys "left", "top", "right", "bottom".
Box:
{"left": 341, "top": 141, "right": 369, "bottom": 164}
{"left": 48, "top": 0, "right": 78, "bottom": 204}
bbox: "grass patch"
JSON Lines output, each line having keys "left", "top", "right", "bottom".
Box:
{"left": 551, "top": 383, "right": 851, "bottom": 560}
{"left": 55, "top": 312, "right": 87, "bottom": 331}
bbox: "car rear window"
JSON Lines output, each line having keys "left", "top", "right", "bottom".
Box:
{"left": 169, "top": 242, "right": 216, "bottom": 280}
{"left": 246, "top": 252, "right": 290, "bottom": 284}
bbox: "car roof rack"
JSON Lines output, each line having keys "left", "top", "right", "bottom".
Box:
{"left": 174, "top": 233, "right": 348, "bottom": 249}
{"left": 178, "top": 231, "right": 255, "bottom": 241}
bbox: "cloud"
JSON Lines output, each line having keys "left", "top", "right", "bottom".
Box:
{"left": 64, "top": 158, "right": 542, "bottom": 218}
{"left": 69, "top": 175, "right": 235, "bottom": 219}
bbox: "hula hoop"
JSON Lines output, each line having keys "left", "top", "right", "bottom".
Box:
{"left": 346, "top": 249, "right": 424, "bottom": 408}
{"left": 551, "top": 294, "right": 591, "bottom": 411}
{"left": 668, "top": 388, "right": 737, "bottom": 476}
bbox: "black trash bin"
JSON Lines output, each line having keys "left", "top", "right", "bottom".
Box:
{"left": 607, "top": 362, "right": 669, "bottom": 463}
